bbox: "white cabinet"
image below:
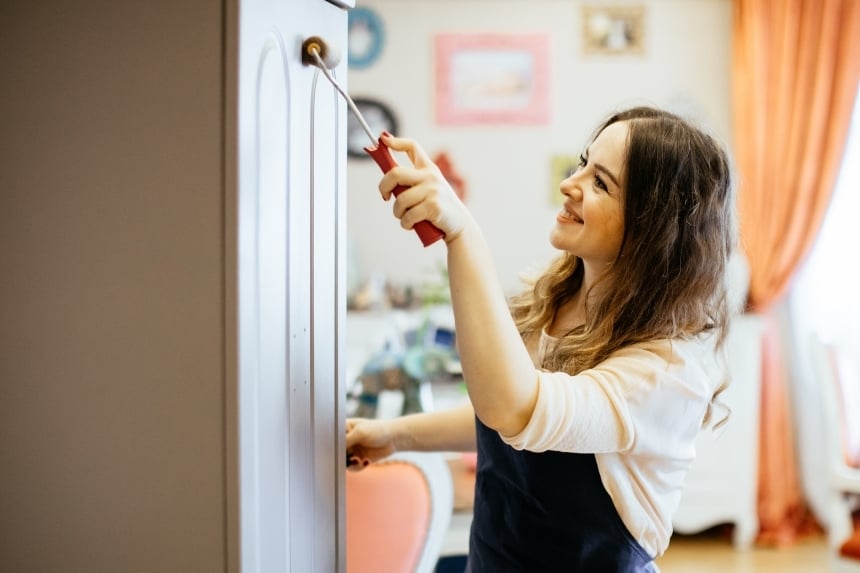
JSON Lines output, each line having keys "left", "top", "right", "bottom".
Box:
{"left": 672, "top": 314, "right": 765, "bottom": 548}
{"left": 236, "top": 1, "right": 348, "bottom": 571}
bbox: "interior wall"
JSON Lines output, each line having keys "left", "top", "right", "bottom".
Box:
{"left": 347, "top": 0, "right": 733, "bottom": 294}
{"left": 0, "top": 1, "right": 226, "bottom": 571}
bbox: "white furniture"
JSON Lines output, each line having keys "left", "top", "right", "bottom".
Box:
{"left": 398, "top": 452, "right": 455, "bottom": 573}
{"left": 672, "top": 313, "right": 765, "bottom": 548}
{"left": 808, "top": 335, "right": 860, "bottom": 549}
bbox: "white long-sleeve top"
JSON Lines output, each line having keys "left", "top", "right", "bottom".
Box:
{"left": 501, "top": 329, "right": 723, "bottom": 557}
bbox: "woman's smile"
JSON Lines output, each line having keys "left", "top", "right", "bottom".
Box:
{"left": 557, "top": 205, "right": 583, "bottom": 224}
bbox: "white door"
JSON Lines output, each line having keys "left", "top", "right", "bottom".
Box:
{"left": 234, "top": 1, "right": 348, "bottom": 571}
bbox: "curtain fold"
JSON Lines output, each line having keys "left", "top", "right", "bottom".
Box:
{"left": 732, "top": 0, "right": 860, "bottom": 545}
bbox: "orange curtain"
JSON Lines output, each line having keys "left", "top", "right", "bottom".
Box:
{"left": 732, "top": 0, "right": 860, "bottom": 546}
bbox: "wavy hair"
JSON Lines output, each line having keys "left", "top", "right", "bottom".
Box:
{"left": 510, "top": 107, "right": 735, "bottom": 421}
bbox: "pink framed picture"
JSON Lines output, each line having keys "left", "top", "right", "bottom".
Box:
{"left": 434, "top": 33, "right": 551, "bottom": 125}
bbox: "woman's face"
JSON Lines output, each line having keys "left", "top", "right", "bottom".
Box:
{"left": 550, "top": 120, "right": 628, "bottom": 271}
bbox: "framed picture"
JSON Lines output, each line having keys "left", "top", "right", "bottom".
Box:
{"left": 549, "top": 155, "right": 580, "bottom": 206}
{"left": 346, "top": 97, "right": 398, "bottom": 159}
{"left": 435, "top": 33, "right": 550, "bottom": 125}
{"left": 348, "top": 7, "right": 385, "bottom": 69}
{"left": 582, "top": 5, "right": 646, "bottom": 56}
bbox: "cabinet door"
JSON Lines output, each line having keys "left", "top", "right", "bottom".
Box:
{"left": 233, "top": 1, "right": 347, "bottom": 571}
{"left": 672, "top": 315, "right": 764, "bottom": 548}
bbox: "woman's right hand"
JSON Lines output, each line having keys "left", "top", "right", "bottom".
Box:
{"left": 345, "top": 417, "right": 398, "bottom": 471}
{"left": 377, "top": 133, "right": 472, "bottom": 245}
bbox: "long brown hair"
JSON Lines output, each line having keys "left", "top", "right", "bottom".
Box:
{"left": 510, "top": 106, "right": 735, "bottom": 377}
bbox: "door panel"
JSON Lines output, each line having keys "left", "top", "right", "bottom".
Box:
{"left": 235, "top": 1, "right": 347, "bottom": 571}
{"left": 309, "top": 65, "right": 345, "bottom": 572}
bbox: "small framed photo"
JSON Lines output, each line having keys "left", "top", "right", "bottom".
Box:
{"left": 348, "top": 7, "right": 385, "bottom": 69}
{"left": 549, "top": 155, "right": 580, "bottom": 206}
{"left": 346, "top": 97, "right": 398, "bottom": 159}
{"left": 582, "top": 5, "right": 646, "bottom": 56}
{"left": 435, "top": 33, "right": 551, "bottom": 125}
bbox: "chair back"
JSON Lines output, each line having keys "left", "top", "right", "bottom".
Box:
{"left": 346, "top": 451, "right": 453, "bottom": 573}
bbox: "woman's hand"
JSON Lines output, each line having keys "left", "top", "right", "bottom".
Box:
{"left": 378, "top": 133, "right": 472, "bottom": 244}
{"left": 345, "top": 417, "right": 398, "bottom": 471}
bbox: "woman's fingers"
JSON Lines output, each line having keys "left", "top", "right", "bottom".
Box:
{"left": 345, "top": 422, "right": 364, "bottom": 449}
{"left": 395, "top": 189, "right": 439, "bottom": 231}
{"left": 346, "top": 452, "right": 370, "bottom": 471}
{"left": 378, "top": 165, "right": 427, "bottom": 201}
{"left": 386, "top": 179, "right": 429, "bottom": 218}
{"left": 380, "top": 132, "right": 433, "bottom": 168}
{"left": 345, "top": 424, "right": 371, "bottom": 470}
{"left": 346, "top": 418, "right": 390, "bottom": 453}
{"left": 388, "top": 179, "right": 466, "bottom": 239}
{"left": 387, "top": 182, "right": 438, "bottom": 229}
{"left": 346, "top": 427, "right": 391, "bottom": 471}
{"left": 378, "top": 168, "right": 444, "bottom": 229}
{"left": 375, "top": 134, "right": 470, "bottom": 241}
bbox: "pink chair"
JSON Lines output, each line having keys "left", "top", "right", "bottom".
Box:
{"left": 347, "top": 452, "right": 453, "bottom": 573}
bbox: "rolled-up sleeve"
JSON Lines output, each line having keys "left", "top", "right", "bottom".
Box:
{"left": 501, "top": 368, "right": 635, "bottom": 453}
{"left": 500, "top": 341, "right": 713, "bottom": 455}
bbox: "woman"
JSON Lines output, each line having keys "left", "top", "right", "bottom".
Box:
{"left": 346, "top": 106, "right": 735, "bottom": 572}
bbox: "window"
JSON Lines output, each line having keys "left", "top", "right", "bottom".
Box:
{"left": 790, "top": 88, "right": 860, "bottom": 356}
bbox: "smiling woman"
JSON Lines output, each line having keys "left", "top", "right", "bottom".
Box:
{"left": 346, "top": 106, "right": 737, "bottom": 572}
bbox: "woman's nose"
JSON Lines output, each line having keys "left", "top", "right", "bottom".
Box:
{"left": 560, "top": 171, "right": 583, "bottom": 199}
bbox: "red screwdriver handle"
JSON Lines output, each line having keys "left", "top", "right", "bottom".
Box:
{"left": 364, "top": 135, "right": 446, "bottom": 248}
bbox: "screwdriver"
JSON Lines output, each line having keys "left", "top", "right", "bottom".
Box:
{"left": 301, "top": 35, "right": 445, "bottom": 247}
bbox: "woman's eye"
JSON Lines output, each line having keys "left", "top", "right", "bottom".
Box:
{"left": 575, "top": 153, "right": 608, "bottom": 191}
{"left": 566, "top": 155, "right": 587, "bottom": 178}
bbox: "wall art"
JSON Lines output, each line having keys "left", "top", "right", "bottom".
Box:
{"left": 435, "top": 33, "right": 551, "bottom": 125}
{"left": 582, "top": 5, "right": 646, "bottom": 56}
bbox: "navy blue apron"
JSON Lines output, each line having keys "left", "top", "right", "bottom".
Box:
{"left": 466, "top": 418, "right": 658, "bottom": 572}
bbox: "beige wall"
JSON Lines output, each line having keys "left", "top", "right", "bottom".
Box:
{"left": 0, "top": 1, "right": 227, "bottom": 570}
{"left": 347, "top": 0, "right": 733, "bottom": 293}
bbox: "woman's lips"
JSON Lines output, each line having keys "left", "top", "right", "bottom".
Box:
{"left": 557, "top": 206, "right": 583, "bottom": 223}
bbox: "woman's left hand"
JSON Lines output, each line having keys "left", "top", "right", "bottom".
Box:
{"left": 378, "top": 133, "right": 472, "bottom": 244}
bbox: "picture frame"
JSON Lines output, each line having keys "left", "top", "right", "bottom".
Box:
{"left": 346, "top": 97, "right": 398, "bottom": 159}
{"left": 348, "top": 7, "right": 385, "bottom": 69}
{"left": 434, "top": 33, "right": 550, "bottom": 125}
{"left": 549, "top": 155, "right": 580, "bottom": 206}
{"left": 582, "top": 5, "right": 646, "bottom": 56}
